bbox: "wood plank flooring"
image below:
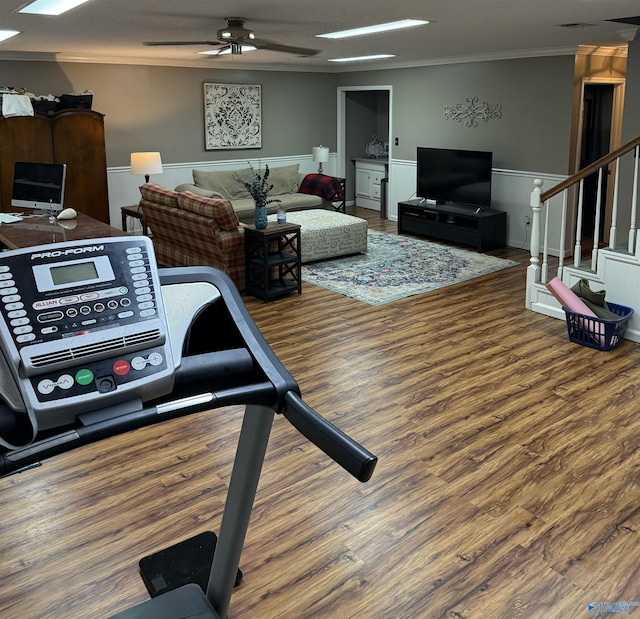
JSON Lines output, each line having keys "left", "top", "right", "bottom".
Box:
{"left": 2, "top": 207, "right": 640, "bottom": 618}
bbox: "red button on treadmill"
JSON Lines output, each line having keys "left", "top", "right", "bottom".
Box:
{"left": 113, "top": 359, "right": 130, "bottom": 376}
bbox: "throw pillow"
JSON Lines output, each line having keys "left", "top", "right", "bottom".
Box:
{"left": 175, "top": 183, "right": 224, "bottom": 199}
{"left": 177, "top": 191, "right": 240, "bottom": 231}
{"left": 266, "top": 164, "right": 300, "bottom": 195}
{"left": 193, "top": 168, "right": 253, "bottom": 200}
{"left": 139, "top": 183, "right": 179, "bottom": 208}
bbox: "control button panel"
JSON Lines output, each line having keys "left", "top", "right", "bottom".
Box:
{"left": 30, "top": 348, "right": 168, "bottom": 404}
{"left": 0, "top": 237, "right": 175, "bottom": 430}
{"left": 0, "top": 243, "right": 159, "bottom": 351}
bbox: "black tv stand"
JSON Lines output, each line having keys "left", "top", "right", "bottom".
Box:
{"left": 398, "top": 200, "right": 506, "bottom": 252}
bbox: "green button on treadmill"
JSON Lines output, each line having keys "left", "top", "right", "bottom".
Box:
{"left": 75, "top": 368, "right": 94, "bottom": 386}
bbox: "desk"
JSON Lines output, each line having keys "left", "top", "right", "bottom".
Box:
{"left": 0, "top": 212, "right": 127, "bottom": 250}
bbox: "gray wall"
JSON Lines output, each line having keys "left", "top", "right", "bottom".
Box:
{"left": 0, "top": 61, "right": 338, "bottom": 167}
{"left": 2, "top": 53, "right": 587, "bottom": 177}
{"left": 337, "top": 55, "right": 576, "bottom": 174}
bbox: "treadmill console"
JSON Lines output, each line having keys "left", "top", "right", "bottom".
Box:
{"left": 0, "top": 236, "right": 175, "bottom": 431}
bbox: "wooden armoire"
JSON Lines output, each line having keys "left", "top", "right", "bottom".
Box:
{"left": 0, "top": 109, "right": 109, "bottom": 223}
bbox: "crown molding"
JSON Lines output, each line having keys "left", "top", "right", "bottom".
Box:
{"left": 0, "top": 44, "right": 596, "bottom": 72}
{"left": 576, "top": 44, "right": 629, "bottom": 58}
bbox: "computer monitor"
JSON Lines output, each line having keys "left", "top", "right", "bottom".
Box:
{"left": 11, "top": 161, "right": 67, "bottom": 213}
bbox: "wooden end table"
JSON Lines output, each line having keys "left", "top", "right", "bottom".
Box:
{"left": 121, "top": 204, "right": 148, "bottom": 235}
{"left": 244, "top": 222, "right": 302, "bottom": 302}
{"left": 332, "top": 177, "right": 346, "bottom": 213}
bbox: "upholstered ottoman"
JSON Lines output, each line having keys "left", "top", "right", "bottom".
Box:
{"left": 268, "top": 209, "right": 368, "bottom": 263}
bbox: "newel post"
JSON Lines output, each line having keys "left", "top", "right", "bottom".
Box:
{"left": 526, "top": 179, "right": 543, "bottom": 309}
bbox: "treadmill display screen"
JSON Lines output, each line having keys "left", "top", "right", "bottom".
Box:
{"left": 50, "top": 261, "right": 99, "bottom": 286}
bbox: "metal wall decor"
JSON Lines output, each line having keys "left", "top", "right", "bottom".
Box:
{"left": 204, "top": 83, "right": 262, "bottom": 150}
{"left": 443, "top": 96, "right": 502, "bottom": 127}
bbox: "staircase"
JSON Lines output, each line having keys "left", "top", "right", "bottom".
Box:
{"left": 526, "top": 135, "right": 640, "bottom": 343}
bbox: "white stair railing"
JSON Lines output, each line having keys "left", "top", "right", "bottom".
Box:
{"left": 527, "top": 136, "right": 640, "bottom": 308}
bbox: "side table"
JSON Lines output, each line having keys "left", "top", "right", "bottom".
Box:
{"left": 244, "top": 222, "right": 302, "bottom": 302}
{"left": 121, "top": 204, "right": 148, "bottom": 235}
{"left": 331, "top": 177, "right": 346, "bottom": 213}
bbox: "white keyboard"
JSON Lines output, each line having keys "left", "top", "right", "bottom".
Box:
{"left": 0, "top": 213, "right": 23, "bottom": 224}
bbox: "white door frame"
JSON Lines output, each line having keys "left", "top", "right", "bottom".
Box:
{"left": 336, "top": 85, "right": 393, "bottom": 194}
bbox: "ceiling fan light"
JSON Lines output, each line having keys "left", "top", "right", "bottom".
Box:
{"left": 199, "top": 45, "right": 257, "bottom": 56}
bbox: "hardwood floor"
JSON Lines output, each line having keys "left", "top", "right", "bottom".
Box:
{"left": 2, "top": 207, "right": 640, "bottom": 618}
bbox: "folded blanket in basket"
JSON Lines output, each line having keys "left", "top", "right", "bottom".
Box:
{"left": 299, "top": 174, "right": 344, "bottom": 201}
{"left": 546, "top": 277, "right": 604, "bottom": 344}
{"left": 570, "top": 278, "right": 620, "bottom": 320}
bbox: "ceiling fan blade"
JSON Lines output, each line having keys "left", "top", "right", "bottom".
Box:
{"left": 143, "top": 40, "right": 222, "bottom": 47}
{"left": 252, "top": 38, "right": 320, "bottom": 57}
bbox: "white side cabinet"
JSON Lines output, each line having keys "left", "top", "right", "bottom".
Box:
{"left": 355, "top": 160, "right": 386, "bottom": 210}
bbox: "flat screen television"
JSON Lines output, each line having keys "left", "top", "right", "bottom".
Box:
{"left": 11, "top": 161, "right": 67, "bottom": 212}
{"left": 416, "top": 147, "right": 492, "bottom": 208}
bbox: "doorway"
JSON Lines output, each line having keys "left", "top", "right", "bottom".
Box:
{"left": 580, "top": 84, "right": 613, "bottom": 239}
{"left": 337, "top": 86, "right": 392, "bottom": 212}
{"left": 575, "top": 78, "right": 625, "bottom": 242}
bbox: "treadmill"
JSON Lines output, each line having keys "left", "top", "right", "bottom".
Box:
{"left": 0, "top": 236, "right": 377, "bottom": 619}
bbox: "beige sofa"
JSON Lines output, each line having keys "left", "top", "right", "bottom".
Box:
{"left": 176, "top": 163, "right": 332, "bottom": 223}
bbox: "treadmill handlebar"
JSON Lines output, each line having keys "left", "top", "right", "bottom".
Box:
{"left": 282, "top": 391, "right": 377, "bottom": 483}
{"left": 0, "top": 345, "right": 378, "bottom": 483}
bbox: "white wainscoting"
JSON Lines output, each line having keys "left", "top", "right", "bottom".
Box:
{"left": 385, "top": 160, "right": 567, "bottom": 252}
{"left": 107, "top": 154, "right": 334, "bottom": 230}
{"left": 110, "top": 156, "right": 567, "bottom": 254}
{"left": 492, "top": 168, "right": 567, "bottom": 255}
{"left": 387, "top": 159, "right": 419, "bottom": 221}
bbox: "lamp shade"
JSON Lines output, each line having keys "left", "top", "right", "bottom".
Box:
{"left": 312, "top": 146, "right": 329, "bottom": 163}
{"left": 130, "top": 152, "right": 163, "bottom": 178}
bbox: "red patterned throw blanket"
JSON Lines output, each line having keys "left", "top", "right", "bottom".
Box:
{"left": 299, "top": 174, "right": 344, "bottom": 201}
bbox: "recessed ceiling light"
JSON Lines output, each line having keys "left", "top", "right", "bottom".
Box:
{"left": 317, "top": 19, "right": 429, "bottom": 39}
{"left": 328, "top": 54, "right": 396, "bottom": 63}
{"left": 18, "top": 0, "right": 93, "bottom": 16}
{"left": 0, "top": 30, "right": 20, "bottom": 43}
{"left": 199, "top": 45, "right": 257, "bottom": 56}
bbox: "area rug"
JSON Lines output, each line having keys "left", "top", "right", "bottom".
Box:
{"left": 301, "top": 230, "right": 518, "bottom": 306}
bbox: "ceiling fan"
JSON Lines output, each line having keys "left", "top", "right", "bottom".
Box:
{"left": 144, "top": 16, "right": 319, "bottom": 57}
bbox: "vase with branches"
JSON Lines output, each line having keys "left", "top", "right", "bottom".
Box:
{"left": 234, "top": 163, "right": 281, "bottom": 229}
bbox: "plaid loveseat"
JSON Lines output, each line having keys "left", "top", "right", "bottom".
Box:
{"left": 139, "top": 183, "right": 245, "bottom": 291}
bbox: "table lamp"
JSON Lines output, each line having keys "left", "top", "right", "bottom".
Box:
{"left": 312, "top": 146, "right": 329, "bottom": 174}
{"left": 131, "top": 151, "right": 163, "bottom": 183}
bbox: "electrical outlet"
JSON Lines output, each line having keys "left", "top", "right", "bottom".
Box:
{"left": 524, "top": 215, "right": 531, "bottom": 225}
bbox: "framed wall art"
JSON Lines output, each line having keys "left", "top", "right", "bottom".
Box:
{"left": 203, "top": 83, "right": 262, "bottom": 150}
